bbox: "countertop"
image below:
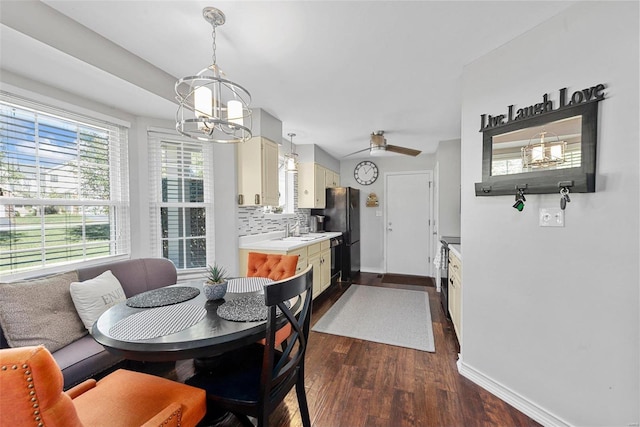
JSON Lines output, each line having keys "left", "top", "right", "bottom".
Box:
{"left": 239, "top": 231, "right": 343, "bottom": 251}
{"left": 449, "top": 244, "right": 462, "bottom": 260}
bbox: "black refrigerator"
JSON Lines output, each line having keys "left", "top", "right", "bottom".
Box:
{"left": 312, "top": 187, "right": 360, "bottom": 282}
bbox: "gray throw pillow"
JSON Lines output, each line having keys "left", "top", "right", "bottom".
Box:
{"left": 0, "top": 271, "right": 88, "bottom": 352}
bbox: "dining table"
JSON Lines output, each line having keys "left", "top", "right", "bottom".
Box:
{"left": 91, "top": 277, "right": 288, "bottom": 363}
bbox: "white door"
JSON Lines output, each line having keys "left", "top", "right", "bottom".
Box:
{"left": 385, "top": 171, "right": 432, "bottom": 276}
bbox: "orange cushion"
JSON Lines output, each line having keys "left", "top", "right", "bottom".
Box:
{"left": 246, "top": 252, "right": 299, "bottom": 281}
{"left": 72, "top": 369, "right": 206, "bottom": 427}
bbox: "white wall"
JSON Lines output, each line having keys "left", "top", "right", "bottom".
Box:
{"left": 340, "top": 154, "right": 435, "bottom": 273}
{"left": 435, "top": 138, "right": 461, "bottom": 238}
{"left": 460, "top": 2, "right": 639, "bottom": 426}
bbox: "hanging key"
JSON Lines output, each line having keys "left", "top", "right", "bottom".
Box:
{"left": 560, "top": 187, "right": 571, "bottom": 210}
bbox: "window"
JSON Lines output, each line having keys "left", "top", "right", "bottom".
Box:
{"left": 0, "top": 93, "right": 130, "bottom": 276}
{"left": 148, "top": 132, "right": 214, "bottom": 272}
{"left": 277, "top": 156, "right": 295, "bottom": 214}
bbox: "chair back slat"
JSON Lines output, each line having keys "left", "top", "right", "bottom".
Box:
{"left": 260, "top": 265, "right": 313, "bottom": 403}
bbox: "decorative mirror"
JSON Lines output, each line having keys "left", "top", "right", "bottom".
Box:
{"left": 475, "top": 101, "right": 600, "bottom": 196}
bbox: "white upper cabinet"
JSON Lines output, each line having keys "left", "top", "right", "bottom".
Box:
{"left": 237, "top": 136, "right": 279, "bottom": 206}
{"left": 298, "top": 163, "right": 340, "bottom": 208}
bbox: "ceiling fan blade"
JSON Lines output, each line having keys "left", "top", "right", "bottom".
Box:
{"left": 343, "top": 147, "right": 372, "bottom": 158}
{"left": 386, "top": 145, "right": 422, "bottom": 156}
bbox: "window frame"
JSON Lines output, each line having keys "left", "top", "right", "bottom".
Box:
{"left": 147, "top": 130, "right": 215, "bottom": 278}
{"left": 0, "top": 92, "right": 130, "bottom": 280}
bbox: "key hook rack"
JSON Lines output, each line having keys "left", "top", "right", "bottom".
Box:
{"left": 475, "top": 94, "right": 602, "bottom": 197}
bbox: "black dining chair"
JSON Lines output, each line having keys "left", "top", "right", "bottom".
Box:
{"left": 188, "top": 264, "right": 313, "bottom": 427}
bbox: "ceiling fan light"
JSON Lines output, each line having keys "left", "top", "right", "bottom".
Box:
{"left": 370, "top": 143, "right": 387, "bottom": 156}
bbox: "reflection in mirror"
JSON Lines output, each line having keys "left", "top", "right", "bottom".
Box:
{"left": 491, "top": 115, "right": 582, "bottom": 176}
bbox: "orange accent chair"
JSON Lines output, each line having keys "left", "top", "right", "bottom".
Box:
{"left": 0, "top": 345, "right": 206, "bottom": 427}
{"left": 247, "top": 252, "right": 299, "bottom": 346}
{"left": 246, "top": 252, "right": 299, "bottom": 281}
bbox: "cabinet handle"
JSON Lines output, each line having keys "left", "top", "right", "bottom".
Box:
{"left": 255, "top": 194, "right": 260, "bottom": 204}
{"left": 238, "top": 194, "right": 244, "bottom": 205}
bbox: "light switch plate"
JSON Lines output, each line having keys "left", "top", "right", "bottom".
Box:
{"left": 375, "top": 210, "right": 382, "bottom": 217}
{"left": 539, "top": 208, "right": 564, "bottom": 227}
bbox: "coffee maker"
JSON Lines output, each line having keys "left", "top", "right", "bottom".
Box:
{"left": 309, "top": 215, "right": 325, "bottom": 233}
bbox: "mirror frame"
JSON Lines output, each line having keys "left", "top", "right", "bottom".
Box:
{"left": 475, "top": 101, "right": 599, "bottom": 196}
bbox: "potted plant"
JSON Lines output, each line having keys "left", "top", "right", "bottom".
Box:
{"left": 203, "top": 263, "right": 229, "bottom": 300}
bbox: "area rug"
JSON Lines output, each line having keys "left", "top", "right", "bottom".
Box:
{"left": 381, "top": 273, "right": 433, "bottom": 287}
{"left": 312, "top": 285, "right": 435, "bottom": 352}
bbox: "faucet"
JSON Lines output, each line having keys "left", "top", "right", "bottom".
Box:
{"left": 285, "top": 219, "right": 300, "bottom": 237}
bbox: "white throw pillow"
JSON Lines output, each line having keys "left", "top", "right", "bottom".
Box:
{"left": 70, "top": 270, "right": 126, "bottom": 332}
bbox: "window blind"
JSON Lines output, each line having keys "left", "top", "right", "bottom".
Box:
{"left": 0, "top": 92, "right": 130, "bottom": 277}
{"left": 148, "top": 130, "right": 214, "bottom": 273}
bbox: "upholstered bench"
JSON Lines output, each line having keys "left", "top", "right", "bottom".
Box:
{"left": 0, "top": 258, "right": 177, "bottom": 389}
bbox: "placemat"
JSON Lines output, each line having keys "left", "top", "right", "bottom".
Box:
{"left": 126, "top": 286, "right": 200, "bottom": 308}
{"left": 109, "top": 304, "right": 206, "bottom": 341}
{"left": 217, "top": 295, "right": 290, "bottom": 322}
{"left": 227, "top": 277, "right": 273, "bottom": 293}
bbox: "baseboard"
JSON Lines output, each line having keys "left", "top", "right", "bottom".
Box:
{"left": 360, "top": 266, "right": 384, "bottom": 274}
{"left": 457, "top": 358, "right": 572, "bottom": 427}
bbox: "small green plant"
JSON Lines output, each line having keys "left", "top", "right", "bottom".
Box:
{"left": 205, "top": 263, "right": 228, "bottom": 284}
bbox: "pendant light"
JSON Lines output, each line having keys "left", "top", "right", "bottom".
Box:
{"left": 285, "top": 133, "right": 298, "bottom": 173}
{"left": 175, "top": 7, "right": 252, "bottom": 143}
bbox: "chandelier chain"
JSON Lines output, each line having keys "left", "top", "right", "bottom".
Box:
{"left": 210, "top": 23, "right": 217, "bottom": 65}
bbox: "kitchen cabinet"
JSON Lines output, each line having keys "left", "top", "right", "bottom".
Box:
{"left": 326, "top": 169, "right": 340, "bottom": 188}
{"left": 237, "top": 136, "right": 279, "bottom": 206}
{"left": 319, "top": 240, "right": 332, "bottom": 292}
{"left": 448, "top": 250, "right": 462, "bottom": 343}
{"left": 298, "top": 163, "right": 340, "bottom": 208}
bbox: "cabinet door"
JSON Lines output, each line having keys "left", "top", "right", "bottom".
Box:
{"left": 237, "top": 137, "right": 279, "bottom": 206}
{"left": 308, "top": 253, "right": 322, "bottom": 299}
{"left": 237, "top": 137, "right": 262, "bottom": 205}
{"left": 320, "top": 248, "right": 331, "bottom": 291}
{"left": 297, "top": 163, "right": 315, "bottom": 208}
{"left": 262, "top": 139, "right": 279, "bottom": 206}
{"left": 326, "top": 170, "right": 340, "bottom": 188}
{"left": 314, "top": 164, "right": 326, "bottom": 208}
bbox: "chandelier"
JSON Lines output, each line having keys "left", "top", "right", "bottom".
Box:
{"left": 521, "top": 131, "right": 566, "bottom": 169}
{"left": 285, "top": 133, "right": 298, "bottom": 173}
{"left": 175, "top": 7, "right": 252, "bottom": 143}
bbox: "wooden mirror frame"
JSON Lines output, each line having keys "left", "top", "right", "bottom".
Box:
{"left": 475, "top": 101, "right": 599, "bottom": 196}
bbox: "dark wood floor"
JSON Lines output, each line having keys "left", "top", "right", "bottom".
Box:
{"left": 168, "top": 273, "right": 541, "bottom": 427}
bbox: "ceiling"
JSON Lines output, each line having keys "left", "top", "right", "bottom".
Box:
{"left": 0, "top": 1, "right": 576, "bottom": 159}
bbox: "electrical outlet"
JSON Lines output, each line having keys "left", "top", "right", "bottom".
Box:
{"left": 539, "top": 208, "right": 564, "bottom": 227}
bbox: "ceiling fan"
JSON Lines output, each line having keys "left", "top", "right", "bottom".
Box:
{"left": 344, "top": 131, "right": 422, "bottom": 157}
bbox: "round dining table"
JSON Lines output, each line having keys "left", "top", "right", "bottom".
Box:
{"left": 92, "top": 278, "right": 283, "bottom": 362}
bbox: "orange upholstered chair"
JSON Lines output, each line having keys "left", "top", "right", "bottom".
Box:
{"left": 246, "top": 252, "right": 299, "bottom": 281}
{"left": 247, "top": 252, "right": 299, "bottom": 346}
{"left": 0, "top": 346, "right": 206, "bottom": 427}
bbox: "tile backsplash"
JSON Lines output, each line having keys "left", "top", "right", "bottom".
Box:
{"left": 237, "top": 174, "right": 311, "bottom": 236}
{"left": 237, "top": 207, "right": 310, "bottom": 237}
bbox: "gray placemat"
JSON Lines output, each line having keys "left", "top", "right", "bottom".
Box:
{"left": 227, "top": 277, "right": 274, "bottom": 293}
{"left": 126, "top": 286, "right": 200, "bottom": 308}
{"left": 109, "top": 304, "right": 206, "bottom": 341}
{"left": 217, "top": 295, "right": 290, "bottom": 322}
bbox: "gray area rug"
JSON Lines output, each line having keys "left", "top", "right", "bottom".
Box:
{"left": 312, "top": 285, "right": 435, "bottom": 352}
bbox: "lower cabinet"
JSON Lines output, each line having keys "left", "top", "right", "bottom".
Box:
{"left": 238, "top": 241, "right": 331, "bottom": 300}
{"left": 448, "top": 251, "right": 462, "bottom": 343}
